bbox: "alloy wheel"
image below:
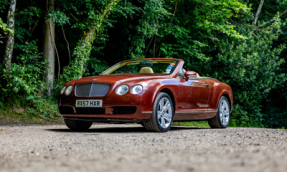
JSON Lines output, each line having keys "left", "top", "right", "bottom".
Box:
{"left": 157, "top": 97, "right": 172, "bottom": 129}
{"left": 219, "top": 99, "right": 230, "bottom": 125}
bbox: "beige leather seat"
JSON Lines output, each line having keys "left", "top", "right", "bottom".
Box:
{"left": 139, "top": 67, "right": 154, "bottom": 73}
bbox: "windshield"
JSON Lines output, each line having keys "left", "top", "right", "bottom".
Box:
{"left": 102, "top": 59, "right": 179, "bottom": 75}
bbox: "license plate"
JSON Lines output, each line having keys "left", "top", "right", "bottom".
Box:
{"left": 76, "top": 100, "right": 102, "bottom": 107}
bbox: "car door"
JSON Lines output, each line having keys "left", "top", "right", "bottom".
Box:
{"left": 194, "top": 79, "right": 211, "bottom": 109}
{"left": 178, "top": 78, "right": 211, "bottom": 110}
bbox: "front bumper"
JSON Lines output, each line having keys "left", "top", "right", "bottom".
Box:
{"left": 58, "top": 90, "right": 155, "bottom": 122}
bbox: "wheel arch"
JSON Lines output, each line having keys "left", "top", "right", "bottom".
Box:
{"left": 222, "top": 93, "right": 231, "bottom": 107}
{"left": 153, "top": 88, "right": 176, "bottom": 112}
{"left": 218, "top": 91, "right": 233, "bottom": 112}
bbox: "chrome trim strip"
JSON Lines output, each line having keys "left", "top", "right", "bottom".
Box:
{"left": 142, "top": 111, "right": 152, "bottom": 113}
{"left": 142, "top": 109, "right": 218, "bottom": 114}
{"left": 175, "top": 110, "right": 202, "bottom": 114}
{"left": 188, "top": 77, "right": 212, "bottom": 80}
{"left": 205, "top": 110, "right": 218, "bottom": 113}
{"left": 175, "top": 109, "right": 218, "bottom": 113}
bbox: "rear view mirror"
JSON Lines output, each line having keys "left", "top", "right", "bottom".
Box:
{"left": 140, "top": 60, "right": 153, "bottom": 66}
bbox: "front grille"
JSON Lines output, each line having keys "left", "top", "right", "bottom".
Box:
{"left": 113, "top": 106, "right": 137, "bottom": 114}
{"left": 75, "top": 83, "right": 110, "bottom": 97}
{"left": 76, "top": 108, "right": 105, "bottom": 114}
{"left": 90, "top": 83, "right": 110, "bottom": 96}
{"left": 75, "top": 84, "right": 91, "bottom": 97}
{"left": 59, "top": 106, "right": 74, "bottom": 114}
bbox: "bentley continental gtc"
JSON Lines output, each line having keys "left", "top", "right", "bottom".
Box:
{"left": 59, "top": 58, "right": 233, "bottom": 132}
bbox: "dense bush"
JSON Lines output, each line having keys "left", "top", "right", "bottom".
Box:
{"left": 213, "top": 18, "right": 286, "bottom": 127}
{"left": 2, "top": 41, "right": 47, "bottom": 97}
{"left": 0, "top": 41, "right": 59, "bottom": 118}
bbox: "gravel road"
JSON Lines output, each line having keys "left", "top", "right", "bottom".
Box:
{"left": 0, "top": 124, "right": 286, "bottom": 172}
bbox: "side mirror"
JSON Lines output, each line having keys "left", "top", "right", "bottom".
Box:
{"left": 184, "top": 71, "right": 197, "bottom": 80}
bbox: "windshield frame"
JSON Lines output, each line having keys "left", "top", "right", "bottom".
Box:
{"left": 100, "top": 59, "right": 179, "bottom": 75}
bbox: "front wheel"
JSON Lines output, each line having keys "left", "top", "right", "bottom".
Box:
{"left": 143, "top": 92, "right": 174, "bottom": 132}
{"left": 64, "top": 119, "right": 93, "bottom": 131}
{"left": 208, "top": 96, "right": 230, "bottom": 128}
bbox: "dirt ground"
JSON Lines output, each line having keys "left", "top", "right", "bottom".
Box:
{"left": 0, "top": 124, "right": 286, "bottom": 172}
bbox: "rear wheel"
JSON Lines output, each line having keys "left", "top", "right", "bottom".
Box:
{"left": 143, "top": 92, "right": 174, "bottom": 132}
{"left": 64, "top": 119, "right": 93, "bottom": 131}
{"left": 208, "top": 96, "right": 230, "bottom": 128}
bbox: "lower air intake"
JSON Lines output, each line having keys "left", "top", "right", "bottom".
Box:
{"left": 113, "top": 106, "right": 137, "bottom": 114}
{"left": 59, "top": 106, "right": 74, "bottom": 114}
{"left": 75, "top": 108, "right": 105, "bottom": 114}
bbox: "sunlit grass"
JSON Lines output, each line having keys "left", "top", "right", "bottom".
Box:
{"left": 172, "top": 121, "right": 209, "bottom": 127}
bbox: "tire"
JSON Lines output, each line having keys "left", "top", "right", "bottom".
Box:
{"left": 143, "top": 92, "right": 174, "bottom": 132}
{"left": 208, "top": 96, "right": 230, "bottom": 128}
{"left": 64, "top": 119, "right": 93, "bottom": 131}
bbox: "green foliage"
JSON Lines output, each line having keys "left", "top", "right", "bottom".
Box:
{"left": 85, "top": 57, "right": 109, "bottom": 76}
{"left": 47, "top": 10, "right": 70, "bottom": 26}
{"left": 0, "top": 0, "right": 9, "bottom": 13}
{"left": 0, "top": 98, "right": 61, "bottom": 123}
{"left": 206, "top": 7, "right": 286, "bottom": 127}
{"left": 60, "top": 53, "right": 87, "bottom": 84}
{"left": 14, "top": 6, "right": 41, "bottom": 43}
{"left": 0, "top": 18, "right": 7, "bottom": 43}
{"left": 0, "top": 18, "right": 13, "bottom": 43}
{"left": 130, "top": 0, "right": 170, "bottom": 58}
{"left": 26, "top": 98, "right": 60, "bottom": 120}
{"left": 156, "top": 0, "right": 249, "bottom": 66}
{"left": 2, "top": 41, "right": 48, "bottom": 97}
{"left": 173, "top": 121, "right": 209, "bottom": 128}
{"left": 0, "top": 39, "right": 57, "bottom": 120}
{"left": 60, "top": 0, "right": 120, "bottom": 81}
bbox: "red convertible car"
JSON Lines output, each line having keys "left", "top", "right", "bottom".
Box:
{"left": 59, "top": 58, "right": 233, "bottom": 132}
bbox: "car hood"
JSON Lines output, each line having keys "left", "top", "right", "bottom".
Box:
{"left": 71, "top": 74, "right": 169, "bottom": 87}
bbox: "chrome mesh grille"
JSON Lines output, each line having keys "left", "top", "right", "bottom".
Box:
{"left": 90, "top": 83, "right": 110, "bottom": 96}
{"left": 75, "top": 84, "right": 91, "bottom": 97}
{"left": 75, "top": 83, "right": 110, "bottom": 97}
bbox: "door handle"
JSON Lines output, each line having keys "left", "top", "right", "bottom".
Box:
{"left": 205, "top": 84, "right": 209, "bottom": 87}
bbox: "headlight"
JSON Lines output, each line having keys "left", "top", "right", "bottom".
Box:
{"left": 131, "top": 85, "right": 143, "bottom": 94}
{"left": 65, "top": 85, "right": 73, "bottom": 95}
{"left": 116, "top": 85, "right": 129, "bottom": 95}
{"left": 60, "top": 86, "right": 66, "bottom": 94}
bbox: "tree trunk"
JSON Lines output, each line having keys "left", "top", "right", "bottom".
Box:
{"left": 252, "top": 0, "right": 264, "bottom": 25}
{"left": 77, "top": 28, "right": 96, "bottom": 77}
{"left": 73, "top": 0, "right": 119, "bottom": 79}
{"left": 3, "top": 0, "right": 16, "bottom": 73}
{"left": 43, "top": 0, "right": 55, "bottom": 96}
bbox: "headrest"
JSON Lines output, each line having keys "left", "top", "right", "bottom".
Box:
{"left": 139, "top": 67, "right": 154, "bottom": 73}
